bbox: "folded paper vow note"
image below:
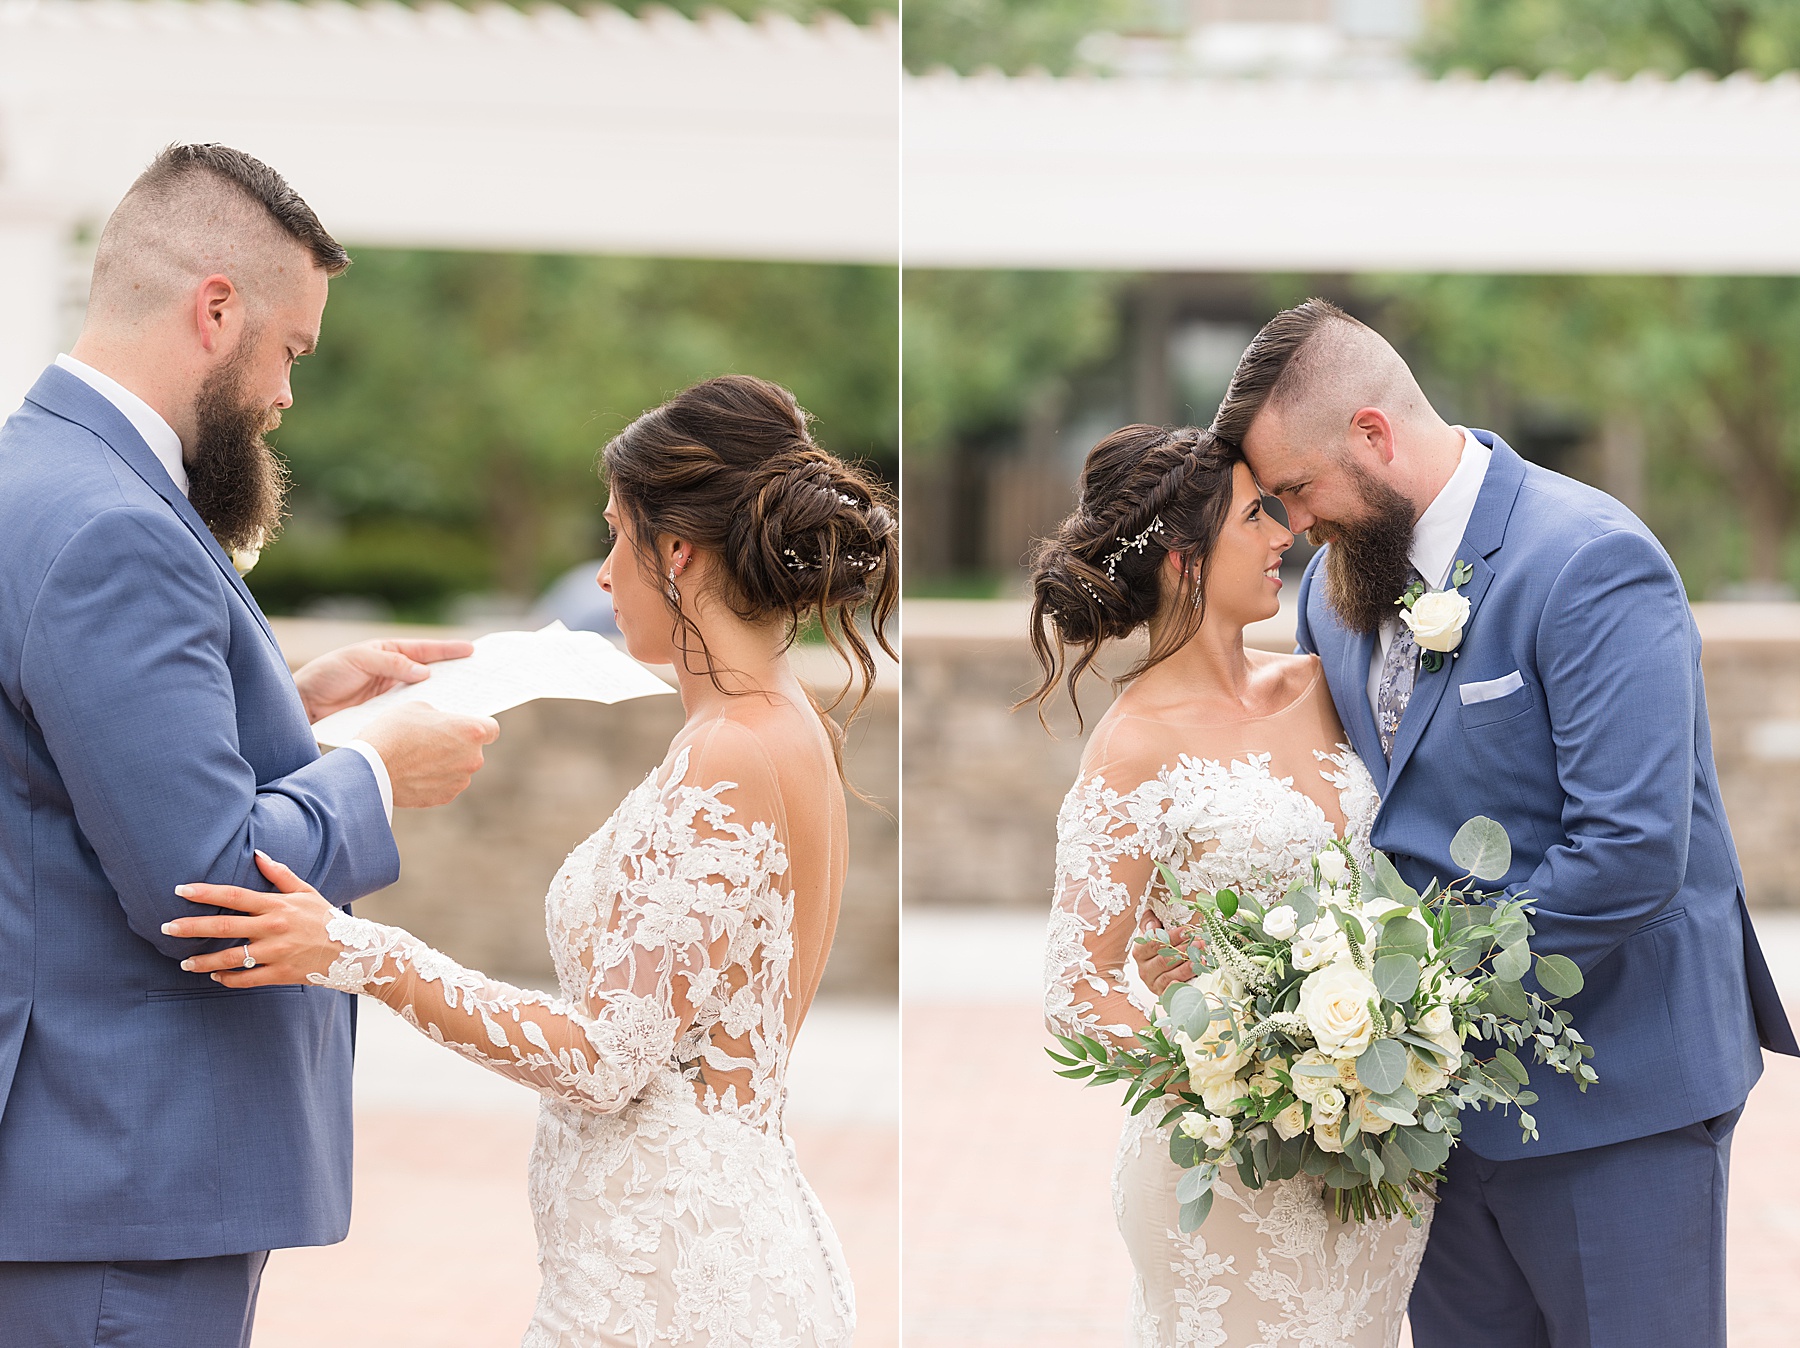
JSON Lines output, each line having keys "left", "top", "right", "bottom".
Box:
{"left": 311, "top": 621, "right": 674, "bottom": 747}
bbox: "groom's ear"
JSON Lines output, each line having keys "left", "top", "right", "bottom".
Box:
{"left": 1349, "top": 407, "right": 1396, "bottom": 465}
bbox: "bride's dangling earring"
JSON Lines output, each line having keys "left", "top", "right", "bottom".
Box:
{"left": 666, "top": 565, "right": 681, "bottom": 604}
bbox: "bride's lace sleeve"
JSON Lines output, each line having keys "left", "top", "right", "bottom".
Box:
{"left": 1044, "top": 734, "right": 1176, "bottom": 1050}
{"left": 307, "top": 721, "right": 789, "bottom": 1115}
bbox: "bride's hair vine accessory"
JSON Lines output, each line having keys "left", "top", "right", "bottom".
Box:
{"left": 1101, "top": 514, "right": 1165, "bottom": 582}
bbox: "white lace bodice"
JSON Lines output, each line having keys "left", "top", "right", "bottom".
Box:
{"left": 316, "top": 727, "right": 853, "bottom": 1347}
{"left": 1046, "top": 745, "right": 1378, "bottom": 1046}
{"left": 1044, "top": 731, "right": 1429, "bottom": 1348}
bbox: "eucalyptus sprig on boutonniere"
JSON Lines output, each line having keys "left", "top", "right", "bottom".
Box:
{"left": 1398, "top": 560, "right": 1474, "bottom": 672}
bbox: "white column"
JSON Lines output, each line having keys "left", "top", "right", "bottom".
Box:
{"left": 0, "top": 202, "right": 69, "bottom": 415}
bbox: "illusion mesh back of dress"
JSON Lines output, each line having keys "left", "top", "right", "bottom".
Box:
{"left": 1044, "top": 669, "right": 1433, "bottom": 1348}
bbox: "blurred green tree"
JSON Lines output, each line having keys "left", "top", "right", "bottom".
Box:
{"left": 1418, "top": 0, "right": 1800, "bottom": 78}
{"left": 903, "top": 269, "right": 1121, "bottom": 462}
{"left": 257, "top": 252, "right": 896, "bottom": 618}
{"left": 902, "top": 0, "right": 1151, "bottom": 74}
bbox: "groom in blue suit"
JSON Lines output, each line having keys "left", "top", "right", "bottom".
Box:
{"left": 1215, "top": 300, "right": 1796, "bottom": 1348}
{"left": 0, "top": 145, "right": 498, "bottom": 1345}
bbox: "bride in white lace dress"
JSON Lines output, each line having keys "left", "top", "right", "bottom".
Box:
{"left": 1027, "top": 425, "right": 1432, "bottom": 1348}
{"left": 168, "top": 376, "right": 897, "bottom": 1347}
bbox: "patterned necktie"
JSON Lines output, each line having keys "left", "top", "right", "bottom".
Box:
{"left": 1377, "top": 568, "right": 1426, "bottom": 760}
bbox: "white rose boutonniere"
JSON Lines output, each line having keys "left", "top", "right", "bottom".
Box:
{"left": 1398, "top": 559, "right": 1475, "bottom": 671}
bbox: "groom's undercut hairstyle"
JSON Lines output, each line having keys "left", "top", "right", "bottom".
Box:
{"left": 1211, "top": 297, "right": 1428, "bottom": 456}
{"left": 86, "top": 143, "right": 349, "bottom": 323}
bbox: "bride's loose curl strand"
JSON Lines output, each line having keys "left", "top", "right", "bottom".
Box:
{"left": 601, "top": 374, "right": 898, "bottom": 764}
{"left": 1023, "top": 425, "right": 1243, "bottom": 730}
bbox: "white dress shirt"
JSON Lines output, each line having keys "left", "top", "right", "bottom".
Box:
{"left": 55, "top": 353, "right": 394, "bottom": 821}
{"left": 1365, "top": 427, "right": 1492, "bottom": 720}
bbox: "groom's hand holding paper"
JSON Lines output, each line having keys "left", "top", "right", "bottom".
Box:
{"left": 293, "top": 636, "right": 477, "bottom": 722}
{"left": 312, "top": 621, "right": 675, "bottom": 755}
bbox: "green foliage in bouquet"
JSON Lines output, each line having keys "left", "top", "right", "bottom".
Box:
{"left": 1048, "top": 818, "right": 1597, "bottom": 1229}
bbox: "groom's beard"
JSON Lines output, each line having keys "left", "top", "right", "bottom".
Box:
{"left": 1310, "top": 466, "right": 1418, "bottom": 635}
{"left": 186, "top": 357, "right": 290, "bottom": 557}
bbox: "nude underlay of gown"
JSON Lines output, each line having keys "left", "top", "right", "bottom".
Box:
{"left": 1045, "top": 661, "right": 1435, "bottom": 1348}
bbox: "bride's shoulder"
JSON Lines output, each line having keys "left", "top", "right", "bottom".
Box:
{"left": 665, "top": 713, "right": 789, "bottom": 802}
{"left": 1075, "top": 708, "right": 1181, "bottom": 796}
{"left": 1246, "top": 648, "right": 1324, "bottom": 698}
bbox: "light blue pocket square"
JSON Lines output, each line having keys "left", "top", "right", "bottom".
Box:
{"left": 1459, "top": 670, "right": 1524, "bottom": 705}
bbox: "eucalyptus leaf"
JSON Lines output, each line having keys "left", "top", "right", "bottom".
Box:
{"left": 1215, "top": 888, "right": 1239, "bottom": 918}
{"left": 1356, "top": 1039, "right": 1408, "bottom": 1095}
{"left": 1483, "top": 978, "right": 1532, "bottom": 1021}
{"left": 1492, "top": 941, "right": 1531, "bottom": 983}
{"left": 1169, "top": 1132, "right": 1204, "bottom": 1168}
{"left": 1393, "top": 1124, "right": 1451, "bottom": 1172}
{"left": 1369, "top": 1084, "right": 1418, "bottom": 1112}
{"left": 1301, "top": 1144, "right": 1334, "bottom": 1177}
{"left": 1289, "top": 885, "right": 1319, "bottom": 928}
{"left": 1371, "top": 851, "right": 1421, "bottom": 906}
{"left": 1491, "top": 909, "right": 1531, "bottom": 948}
{"left": 1450, "top": 816, "right": 1512, "bottom": 881}
{"left": 1536, "top": 953, "right": 1584, "bottom": 999}
{"left": 1380, "top": 1137, "right": 1412, "bottom": 1181}
{"left": 1492, "top": 1047, "right": 1531, "bottom": 1085}
{"left": 1179, "top": 1189, "right": 1215, "bottom": 1232}
{"left": 1339, "top": 912, "right": 1367, "bottom": 947}
{"left": 1373, "top": 953, "right": 1422, "bottom": 1003}
{"left": 1176, "top": 1165, "right": 1213, "bottom": 1204}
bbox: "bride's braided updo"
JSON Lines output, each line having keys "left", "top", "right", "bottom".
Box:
{"left": 1025, "top": 424, "right": 1241, "bottom": 725}
{"left": 602, "top": 374, "right": 898, "bottom": 726}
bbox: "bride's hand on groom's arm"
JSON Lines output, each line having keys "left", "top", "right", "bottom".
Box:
{"left": 161, "top": 851, "right": 345, "bottom": 988}
{"left": 1133, "top": 914, "right": 1199, "bottom": 998}
{"left": 294, "top": 638, "right": 476, "bottom": 723}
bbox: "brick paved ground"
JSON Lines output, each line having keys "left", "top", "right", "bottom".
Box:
{"left": 903, "top": 909, "right": 1800, "bottom": 1348}
{"left": 253, "top": 998, "right": 897, "bottom": 1347}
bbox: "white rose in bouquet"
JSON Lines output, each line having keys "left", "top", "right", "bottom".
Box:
{"left": 1349, "top": 1091, "right": 1395, "bottom": 1136}
{"left": 1311, "top": 1085, "right": 1346, "bottom": 1127}
{"left": 1246, "top": 1071, "right": 1281, "bottom": 1099}
{"left": 1298, "top": 963, "right": 1380, "bottom": 1056}
{"left": 1288, "top": 1049, "right": 1335, "bottom": 1104}
{"left": 1313, "top": 1122, "right": 1345, "bottom": 1153}
{"left": 1263, "top": 904, "right": 1299, "bottom": 941}
{"left": 1316, "top": 849, "right": 1350, "bottom": 884}
{"left": 1180, "top": 1113, "right": 1235, "bottom": 1150}
{"left": 1177, "top": 1021, "right": 1251, "bottom": 1088}
{"left": 1418, "top": 1004, "right": 1455, "bottom": 1038}
{"left": 1291, "top": 927, "right": 1348, "bottom": 972}
{"left": 1197, "top": 963, "right": 1245, "bottom": 1005}
{"left": 1404, "top": 1049, "right": 1450, "bottom": 1096}
{"left": 1201, "top": 1075, "right": 1247, "bottom": 1117}
{"left": 1273, "top": 1100, "right": 1308, "bottom": 1140}
{"left": 1401, "top": 587, "right": 1471, "bottom": 653}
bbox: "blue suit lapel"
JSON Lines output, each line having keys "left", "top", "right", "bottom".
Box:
{"left": 24, "top": 365, "right": 281, "bottom": 652}
{"left": 1383, "top": 433, "right": 1527, "bottom": 792}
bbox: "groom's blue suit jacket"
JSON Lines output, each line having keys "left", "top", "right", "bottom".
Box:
{"left": 0, "top": 366, "right": 400, "bottom": 1260}
{"left": 1297, "top": 433, "right": 1797, "bottom": 1160}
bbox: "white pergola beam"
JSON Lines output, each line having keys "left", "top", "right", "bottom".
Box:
{"left": 0, "top": 1, "right": 897, "bottom": 408}
{"left": 903, "top": 70, "right": 1800, "bottom": 274}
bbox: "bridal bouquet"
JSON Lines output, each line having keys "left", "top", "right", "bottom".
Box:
{"left": 1049, "top": 818, "right": 1596, "bottom": 1227}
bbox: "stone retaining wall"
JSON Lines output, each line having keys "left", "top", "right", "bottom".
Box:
{"left": 274, "top": 619, "right": 897, "bottom": 993}
{"left": 902, "top": 600, "right": 1800, "bottom": 911}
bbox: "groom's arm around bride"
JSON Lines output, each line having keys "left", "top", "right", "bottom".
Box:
{"left": 0, "top": 143, "right": 497, "bottom": 1348}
